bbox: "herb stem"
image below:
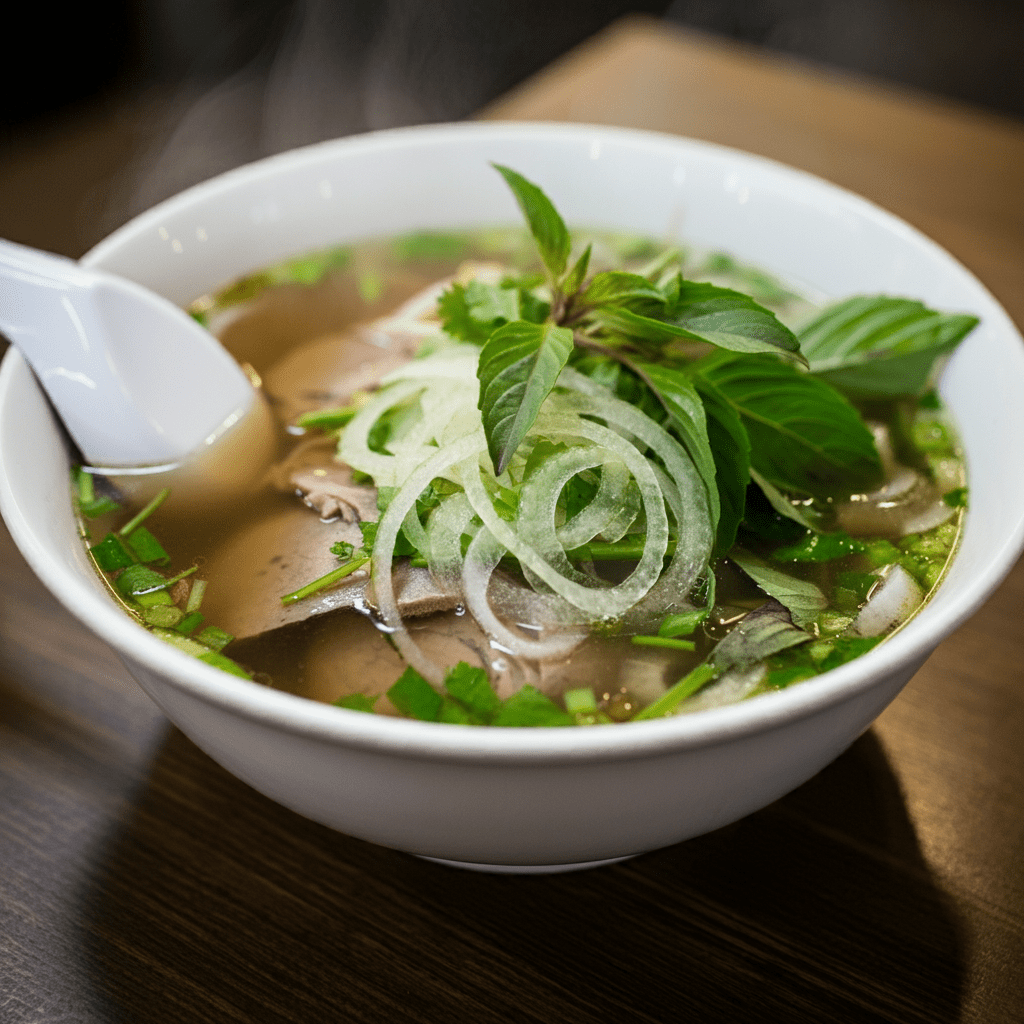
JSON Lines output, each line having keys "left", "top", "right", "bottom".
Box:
{"left": 632, "top": 662, "right": 718, "bottom": 721}
{"left": 280, "top": 556, "right": 370, "bottom": 606}
{"left": 566, "top": 538, "right": 677, "bottom": 562}
{"left": 119, "top": 487, "right": 171, "bottom": 536}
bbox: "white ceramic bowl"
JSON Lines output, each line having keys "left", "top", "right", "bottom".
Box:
{"left": 3, "top": 123, "right": 1023, "bottom": 871}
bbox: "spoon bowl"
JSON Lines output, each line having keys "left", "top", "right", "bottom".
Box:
{"left": 0, "top": 238, "right": 255, "bottom": 467}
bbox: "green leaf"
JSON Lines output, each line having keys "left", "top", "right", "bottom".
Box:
{"left": 392, "top": 231, "right": 470, "bottom": 262}
{"left": 632, "top": 361, "right": 721, "bottom": 535}
{"left": 126, "top": 526, "right": 170, "bottom": 566}
{"left": 438, "top": 282, "right": 518, "bottom": 344}
{"left": 658, "top": 610, "right": 708, "bottom": 638}
{"left": 197, "top": 650, "right": 253, "bottom": 679}
{"left": 477, "top": 320, "right": 575, "bottom": 475}
{"left": 798, "top": 296, "right": 979, "bottom": 399}
{"left": 747, "top": 469, "right": 823, "bottom": 533}
{"left": 465, "top": 279, "right": 520, "bottom": 324}
{"left": 115, "top": 564, "right": 172, "bottom": 605}
{"left": 592, "top": 281, "right": 802, "bottom": 360}
{"left": 728, "top": 548, "right": 828, "bottom": 630}
{"left": 333, "top": 693, "right": 378, "bottom": 713}
{"left": 492, "top": 164, "right": 571, "bottom": 282}
{"left": 491, "top": 685, "right": 575, "bottom": 727}
{"left": 562, "top": 244, "right": 592, "bottom": 297}
{"left": 90, "top": 532, "right": 136, "bottom": 571}
{"left": 772, "top": 530, "right": 866, "bottom": 563}
{"left": 694, "top": 352, "right": 883, "bottom": 497}
{"left": 443, "top": 661, "right": 501, "bottom": 721}
{"left": 816, "top": 635, "right": 881, "bottom": 672}
{"left": 578, "top": 271, "right": 665, "bottom": 311}
{"left": 196, "top": 625, "right": 234, "bottom": 651}
{"left": 691, "top": 373, "right": 751, "bottom": 555}
{"left": 388, "top": 666, "right": 443, "bottom": 722}
{"left": 710, "top": 599, "right": 812, "bottom": 673}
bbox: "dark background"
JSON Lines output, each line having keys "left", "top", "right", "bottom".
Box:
{"left": 4, "top": 0, "right": 1022, "bottom": 138}
{"left": 1, "top": 0, "right": 1020, "bottom": 252}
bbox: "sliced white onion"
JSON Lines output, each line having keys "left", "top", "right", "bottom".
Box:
{"left": 848, "top": 563, "right": 924, "bottom": 638}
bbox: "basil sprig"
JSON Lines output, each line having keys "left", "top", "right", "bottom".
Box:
{"left": 441, "top": 165, "right": 978, "bottom": 538}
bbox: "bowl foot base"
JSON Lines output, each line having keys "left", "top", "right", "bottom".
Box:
{"left": 417, "top": 854, "right": 635, "bottom": 874}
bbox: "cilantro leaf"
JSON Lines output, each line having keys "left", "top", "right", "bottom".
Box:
{"left": 440, "top": 279, "right": 523, "bottom": 344}
{"left": 387, "top": 666, "right": 443, "bottom": 721}
{"left": 492, "top": 164, "right": 571, "bottom": 282}
{"left": 443, "top": 661, "right": 501, "bottom": 722}
{"left": 694, "top": 352, "right": 883, "bottom": 498}
{"left": 477, "top": 320, "right": 575, "bottom": 475}
{"left": 491, "top": 685, "right": 575, "bottom": 727}
{"left": 799, "top": 296, "right": 979, "bottom": 399}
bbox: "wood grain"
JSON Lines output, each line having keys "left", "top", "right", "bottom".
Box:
{"left": 2, "top": 18, "right": 1022, "bottom": 1023}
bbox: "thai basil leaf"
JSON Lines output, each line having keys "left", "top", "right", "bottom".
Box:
{"left": 694, "top": 352, "right": 883, "bottom": 497}
{"left": 711, "top": 599, "right": 812, "bottom": 672}
{"left": 748, "top": 468, "right": 824, "bottom": 532}
{"left": 728, "top": 548, "right": 827, "bottom": 630}
{"left": 799, "top": 296, "right": 979, "bottom": 399}
{"left": 578, "top": 271, "right": 666, "bottom": 311}
{"left": 691, "top": 373, "right": 751, "bottom": 556}
{"left": 492, "top": 164, "right": 571, "bottom": 282}
{"left": 477, "top": 320, "right": 575, "bottom": 475}
{"left": 592, "top": 280, "right": 803, "bottom": 360}
{"left": 633, "top": 361, "right": 721, "bottom": 534}
{"left": 562, "top": 244, "right": 592, "bottom": 297}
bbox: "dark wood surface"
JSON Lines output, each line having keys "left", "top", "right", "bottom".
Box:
{"left": 2, "top": 19, "right": 1023, "bottom": 1023}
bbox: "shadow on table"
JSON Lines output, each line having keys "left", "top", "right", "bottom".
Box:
{"left": 78, "top": 726, "right": 964, "bottom": 1024}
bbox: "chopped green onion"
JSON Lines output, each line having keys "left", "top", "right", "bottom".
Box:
{"left": 658, "top": 610, "right": 707, "bottom": 638}
{"left": 143, "top": 605, "right": 184, "bottom": 628}
{"left": 116, "top": 564, "right": 174, "bottom": 606}
{"left": 176, "top": 611, "right": 205, "bottom": 635}
{"left": 73, "top": 466, "right": 122, "bottom": 518}
{"left": 90, "top": 533, "right": 136, "bottom": 571}
{"left": 333, "top": 693, "right": 378, "bottom": 713}
{"left": 296, "top": 405, "right": 359, "bottom": 431}
{"left": 196, "top": 625, "right": 233, "bottom": 652}
{"left": 564, "top": 687, "right": 598, "bottom": 714}
{"left": 197, "top": 650, "right": 252, "bottom": 679}
{"left": 185, "top": 579, "right": 207, "bottom": 614}
{"left": 126, "top": 526, "right": 170, "bottom": 566}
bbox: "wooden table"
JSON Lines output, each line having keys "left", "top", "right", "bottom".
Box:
{"left": 2, "top": 18, "right": 1022, "bottom": 1023}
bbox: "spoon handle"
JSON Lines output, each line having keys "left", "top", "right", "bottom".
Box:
{"left": 0, "top": 239, "right": 253, "bottom": 467}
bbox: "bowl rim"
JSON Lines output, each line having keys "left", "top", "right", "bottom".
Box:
{"left": 5, "top": 119, "right": 1024, "bottom": 765}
